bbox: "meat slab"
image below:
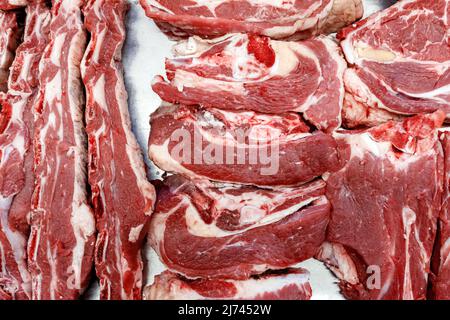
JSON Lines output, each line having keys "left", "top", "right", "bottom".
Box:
{"left": 0, "top": 1, "right": 51, "bottom": 300}
{"left": 139, "top": 0, "right": 363, "bottom": 40}
{"left": 0, "top": 10, "right": 21, "bottom": 92}
{"left": 0, "top": 0, "right": 27, "bottom": 11}
{"left": 149, "top": 175, "right": 330, "bottom": 280}
{"left": 81, "top": 0, "right": 156, "bottom": 300}
{"left": 431, "top": 130, "right": 450, "bottom": 300}
{"left": 144, "top": 269, "right": 312, "bottom": 300}
{"left": 340, "top": 0, "right": 450, "bottom": 127}
{"left": 149, "top": 104, "right": 341, "bottom": 187}
{"left": 28, "top": 0, "right": 96, "bottom": 300}
{"left": 318, "top": 112, "right": 445, "bottom": 300}
{"left": 152, "top": 34, "right": 347, "bottom": 132}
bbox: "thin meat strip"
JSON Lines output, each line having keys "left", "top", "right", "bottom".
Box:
{"left": 28, "top": 0, "right": 96, "bottom": 300}
{"left": 144, "top": 269, "right": 312, "bottom": 300}
{"left": 0, "top": 10, "right": 21, "bottom": 92}
{"left": 0, "top": 0, "right": 51, "bottom": 300}
{"left": 139, "top": 0, "right": 363, "bottom": 40}
{"left": 340, "top": 0, "right": 450, "bottom": 127}
{"left": 81, "top": 0, "right": 156, "bottom": 300}
{"left": 149, "top": 104, "right": 341, "bottom": 187}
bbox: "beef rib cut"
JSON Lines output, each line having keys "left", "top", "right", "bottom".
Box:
{"left": 149, "top": 104, "right": 341, "bottom": 187}
{"left": 340, "top": 0, "right": 450, "bottom": 128}
{"left": 0, "top": 0, "right": 27, "bottom": 11}
{"left": 144, "top": 269, "right": 312, "bottom": 300}
{"left": 0, "top": 1, "right": 51, "bottom": 300}
{"left": 139, "top": 0, "right": 363, "bottom": 39}
{"left": 28, "top": 0, "right": 96, "bottom": 300}
{"left": 152, "top": 33, "right": 347, "bottom": 132}
{"left": 0, "top": 10, "right": 21, "bottom": 93}
{"left": 317, "top": 112, "right": 445, "bottom": 300}
{"left": 81, "top": 0, "right": 156, "bottom": 300}
{"left": 430, "top": 130, "right": 450, "bottom": 300}
{"left": 149, "top": 175, "right": 329, "bottom": 280}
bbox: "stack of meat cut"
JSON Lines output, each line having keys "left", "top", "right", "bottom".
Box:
{"left": 0, "top": 0, "right": 155, "bottom": 300}
{"left": 143, "top": 0, "right": 364, "bottom": 300}
{"left": 144, "top": 0, "right": 450, "bottom": 300}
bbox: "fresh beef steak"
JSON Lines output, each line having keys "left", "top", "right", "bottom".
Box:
{"left": 81, "top": 0, "right": 156, "bottom": 300}
{"left": 0, "top": 1, "right": 51, "bottom": 300}
{"left": 149, "top": 104, "right": 341, "bottom": 187}
{"left": 139, "top": 0, "right": 363, "bottom": 40}
{"left": 28, "top": 0, "right": 96, "bottom": 300}
{"left": 152, "top": 34, "right": 346, "bottom": 132}
{"left": 431, "top": 130, "right": 450, "bottom": 300}
{"left": 149, "top": 175, "right": 329, "bottom": 280}
{"left": 144, "top": 269, "right": 312, "bottom": 300}
{"left": 340, "top": 0, "right": 450, "bottom": 128}
{"left": 317, "top": 112, "right": 445, "bottom": 300}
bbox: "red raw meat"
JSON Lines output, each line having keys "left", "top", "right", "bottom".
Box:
{"left": 318, "top": 112, "right": 445, "bottom": 300}
{"left": 144, "top": 269, "right": 312, "bottom": 300}
{"left": 149, "top": 175, "right": 329, "bottom": 280}
{"left": 139, "top": 0, "right": 363, "bottom": 40}
{"left": 28, "top": 0, "right": 96, "bottom": 300}
{"left": 81, "top": 0, "right": 156, "bottom": 300}
{"left": 152, "top": 34, "right": 347, "bottom": 132}
{"left": 340, "top": 0, "right": 450, "bottom": 127}
{"left": 430, "top": 130, "right": 450, "bottom": 300}
{"left": 0, "top": 0, "right": 27, "bottom": 11}
{"left": 0, "top": 1, "right": 51, "bottom": 300}
{"left": 149, "top": 104, "right": 341, "bottom": 187}
{"left": 0, "top": 10, "right": 21, "bottom": 92}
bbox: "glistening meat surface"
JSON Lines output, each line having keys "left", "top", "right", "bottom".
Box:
{"left": 0, "top": 1, "right": 51, "bottom": 300}
{"left": 152, "top": 34, "right": 346, "bottom": 132}
{"left": 139, "top": 0, "right": 363, "bottom": 39}
{"left": 81, "top": 0, "right": 156, "bottom": 300}
{"left": 149, "top": 175, "right": 330, "bottom": 280}
{"left": 28, "top": 0, "right": 96, "bottom": 300}
{"left": 0, "top": 0, "right": 27, "bottom": 11}
{"left": 318, "top": 112, "right": 445, "bottom": 300}
{"left": 144, "top": 269, "right": 312, "bottom": 300}
{"left": 149, "top": 104, "right": 341, "bottom": 187}
{"left": 340, "top": 0, "right": 450, "bottom": 127}
{"left": 0, "top": 10, "right": 21, "bottom": 93}
{"left": 431, "top": 130, "right": 450, "bottom": 300}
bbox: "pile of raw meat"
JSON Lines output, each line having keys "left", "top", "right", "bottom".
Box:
{"left": 0, "top": 0, "right": 155, "bottom": 300}
{"left": 0, "top": 0, "right": 448, "bottom": 301}
{"left": 143, "top": 0, "right": 450, "bottom": 301}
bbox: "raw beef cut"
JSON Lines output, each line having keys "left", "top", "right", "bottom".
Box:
{"left": 317, "top": 112, "right": 445, "bottom": 300}
{"left": 0, "top": 10, "right": 21, "bottom": 92}
{"left": 152, "top": 34, "right": 347, "bottom": 132}
{"left": 144, "top": 269, "right": 312, "bottom": 300}
{"left": 0, "top": 1, "right": 50, "bottom": 300}
{"left": 139, "top": 0, "right": 363, "bottom": 40}
{"left": 81, "top": 0, "right": 156, "bottom": 300}
{"left": 149, "top": 175, "right": 330, "bottom": 280}
{"left": 340, "top": 0, "right": 450, "bottom": 127}
{"left": 28, "top": 0, "right": 96, "bottom": 300}
{"left": 341, "top": 96, "right": 403, "bottom": 129}
{"left": 149, "top": 104, "right": 341, "bottom": 187}
{"left": 430, "top": 130, "right": 450, "bottom": 300}
{"left": 0, "top": 0, "right": 27, "bottom": 11}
